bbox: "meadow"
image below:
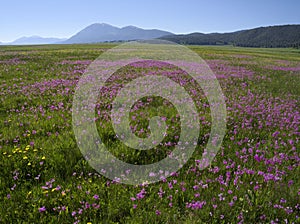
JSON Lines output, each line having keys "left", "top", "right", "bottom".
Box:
{"left": 0, "top": 44, "right": 299, "bottom": 223}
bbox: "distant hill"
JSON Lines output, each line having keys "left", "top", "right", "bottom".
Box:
{"left": 62, "top": 23, "right": 173, "bottom": 44}
{"left": 160, "top": 25, "right": 300, "bottom": 48}
{"left": 9, "top": 36, "right": 66, "bottom": 45}
{"left": 2, "top": 24, "right": 299, "bottom": 47}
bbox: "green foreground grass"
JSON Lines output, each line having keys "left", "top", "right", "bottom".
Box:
{"left": 0, "top": 44, "right": 299, "bottom": 223}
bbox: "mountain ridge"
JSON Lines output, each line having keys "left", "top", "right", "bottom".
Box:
{"left": 160, "top": 24, "right": 300, "bottom": 48}
{"left": 61, "top": 23, "right": 173, "bottom": 44}
{"left": 7, "top": 36, "right": 66, "bottom": 45}
{"left": 1, "top": 24, "right": 300, "bottom": 47}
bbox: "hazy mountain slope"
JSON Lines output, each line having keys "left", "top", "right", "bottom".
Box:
{"left": 10, "top": 36, "right": 66, "bottom": 45}
{"left": 160, "top": 25, "right": 300, "bottom": 48}
{"left": 63, "top": 23, "right": 173, "bottom": 43}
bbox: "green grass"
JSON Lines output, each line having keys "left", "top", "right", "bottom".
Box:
{"left": 0, "top": 44, "right": 299, "bottom": 223}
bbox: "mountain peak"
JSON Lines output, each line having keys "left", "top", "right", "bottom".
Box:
{"left": 63, "top": 23, "right": 173, "bottom": 44}
{"left": 91, "top": 22, "right": 114, "bottom": 26}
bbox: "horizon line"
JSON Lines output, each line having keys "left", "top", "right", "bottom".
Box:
{"left": 1, "top": 22, "right": 299, "bottom": 43}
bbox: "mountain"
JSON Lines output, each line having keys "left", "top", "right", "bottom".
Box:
{"left": 9, "top": 36, "right": 66, "bottom": 45}
{"left": 2, "top": 24, "right": 299, "bottom": 47}
{"left": 62, "top": 23, "right": 173, "bottom": 44}
{"left": 160, "top": 25, "right": 300, "bottom": 48}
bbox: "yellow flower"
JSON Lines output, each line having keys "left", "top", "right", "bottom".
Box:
{"left": 43, "top": 190, "right": 48, "bottom": 194}
{"left": 61, "top": 191, "right": 66, "bottom": 196}
{"left": 23, "top": 156, "right": 28, "bottom": 160}
{"left": 41, "top": 156, "right": 46, "bottom": 160}
{"left": 8, "top": 155, "right": 12, "bottom": 158}
{"left": 33, "top": 149, "right": 38, "bottom": 152}
{"left": 2, "top": 152, "right": 7, "bottom": 155}
{"left": 27, "top": 162, "right": 31, "bottom": 166}
{"left": 87, "top": 222, "right": 92, "bottom": 224}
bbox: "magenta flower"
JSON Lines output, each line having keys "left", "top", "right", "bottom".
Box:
{"left": 158, "top": 187, "right": 164, "bottom": 198}
{"left": 38, "top": 206, "right": 46, "bottom": 212}
{"left": 136, "top": 188, "right": 146, "bottom": 200}
{"left": 186, "top": 201, "right": 206, "bottom": 210}
{"left": 93, "top": 194, "right": 99, "bottom": 200}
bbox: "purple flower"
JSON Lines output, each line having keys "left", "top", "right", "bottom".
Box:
{"left": 155, "top": 210, "right": 161, "bottom": 215}
{"left": 85, "top": 202, "right": 90, "bottom": 209}
{"left": 149, "top": 172, "right": 156, "bottom": 177}
{"left": 136, "top": 188, "right": 146, "bottom": 200}
{"left": 93, "top": 194, "right": 99, "bottom": 200}
{"left": 272, "top": 131, "right": 280, "bottom": 138}
{"left": 158, "top": 187, "right": 164, "bottom": 198}
{"left": 280, "top": 198, "right": 287, "bottom": 204}
{"left": 194, "top": 193, "right": 200, "bottom": 198}
{"left": 92, "top": 203, "right": 100, "bottom": 209}
{"left": 39, "top": 206, "right": 46, "bottom": 212}
{"left": 186, "top": 200, "right": 206, "bottom": 210}
{"left": 193, "top": 185, "right": 199, "bottom": 190}
{"left": 254, "top": 185, "right": 260, "bottom": 191}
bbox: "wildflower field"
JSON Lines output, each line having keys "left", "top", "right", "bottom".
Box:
{"left": 0, "top": 44, "right": 299, "bottom": 223}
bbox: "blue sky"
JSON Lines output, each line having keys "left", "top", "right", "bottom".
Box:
{"left": 1, "top": 0, "right": 299, "bottom": 42}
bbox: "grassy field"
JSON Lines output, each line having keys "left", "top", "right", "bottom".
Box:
{"left": 0, "top": 44, "right": 299, "bottom": 223}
